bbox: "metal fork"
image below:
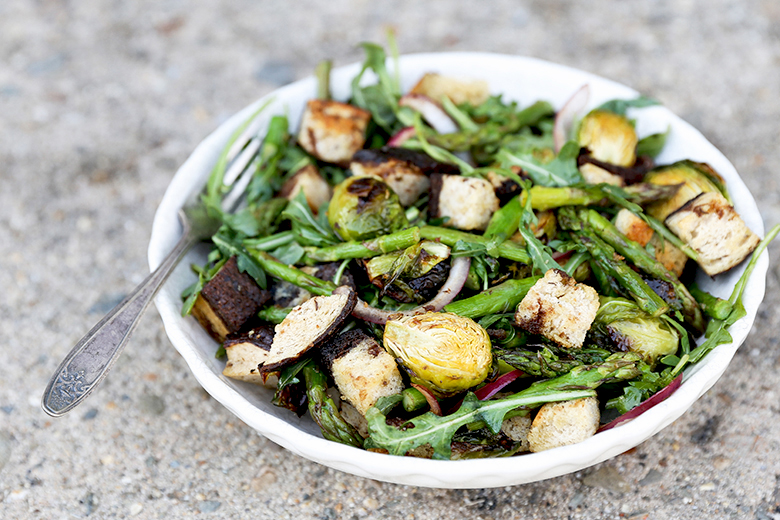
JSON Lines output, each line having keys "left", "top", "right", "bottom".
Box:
{"left": 41, "top": 122, "right": 263, "bottom": 417}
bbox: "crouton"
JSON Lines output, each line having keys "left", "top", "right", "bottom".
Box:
{"left": 527, "top": 396, "right": 600, "bottom": 452}
{"left": 514, "top": 269, "right": 600, "bottom": 349}
{"left": 297, "top": 99, "right": 371, "bottom": 165}
{"left": 191, "top": 256, "right": 270, "bottom": 342}
{"left": 613, "top": 209, "right": 654, "bottom": 247}
{"left": 410, "top": 73, "right": 490, "bottom": 106}
{"left": 665, "top": 191, "right": 760, "bottom": 276}
{"left": 649, "top": 234, "right": 688, "bottom": 278}
{"left": 579, "top": 163, "right": 625, "bottom": 187}
{"left": 279, "top": 164, "right": 332, "bottom": 213}
{"left": 429, "top": 173, "right": 500, "bottom": 231}
{"left": 501, "top": 414, "right": 533, "bottom": 452}
{"left": 261, "top": 289, "right": 357, "bottom": 374}
{"left": 350, "top": 148, "right": 458, "bottom": 207}
{"left": 320, "top": 330, "right": 404, "bottom": 416}
{"left": 222, "top": 326, "right": 274, "bottom": 385}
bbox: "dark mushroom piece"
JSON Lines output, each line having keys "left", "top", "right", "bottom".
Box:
{"left": 260, "top": 287, "right": 357, "bottom": 375}
{"left": 191, "top": 256, "right": 270, "bottom": 342}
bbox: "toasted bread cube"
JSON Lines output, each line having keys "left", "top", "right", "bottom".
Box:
{"left": 614, "top": 209, "right": 653, "bottom": 247}
{"left": 321, "top": 330, "right": 404, "bottom": 416}
{"left": 191, "top": 257, "right": 270, "bottom": 342}
{"left": 351, "top": 156, "right": 428, "bottom": 207}
{"left": 649, "top": 234, "right": 688, "bottom": 278}
{"left": 501, "top": 414, "right": 533, "bottom": 453}
{"left": 613, "top": 209, "right": 687, "bottom": 277}
{"left": 297, "top": 99, "right": 371, "bottom": 165}
{"left": 429, "top": 174, "right": 499, "bottom": 231}
{"left": 515, "top": 269, "right": 600, "bottom": 349}
{"left": 527, "top": 396, "right": 600, "bottom": 452}
{"left": 279, "top": 164, "right": 332, "bottom": 213}
{"left": 410, "top": 73, "right": 490, "bottom": 106}
{"left": 579, "top": 163, "right": 625, "bottom": 187}
{"left": 665, "top": 191, "right": 760, "bottom": 276}
{"left": 222, "top": 326, "right": 274, "bottom": 385}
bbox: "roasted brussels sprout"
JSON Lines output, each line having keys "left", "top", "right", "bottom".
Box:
{"left": 644, "top": 160, "right": 728, "bottom": 221}
{"left": 590, "top": 297, "right": 679, "bottom": 364}
{"left": 363, "top": 240, "right": 451, "bottom": 303}
{"left": 383, "top": 313, "right": 492, "bottom": 396}
{"left": 577, "top": 110, "right": 638, "bottom": 167}
{"left": 328, "top": 176, "right": 409, "bottom": 241}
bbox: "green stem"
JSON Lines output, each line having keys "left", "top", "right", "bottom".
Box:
{"left": 444, "top": 277, "right": 541, "bottom": 318}
{"left": 303, "top": 364, "right": 363, "bottom": 448}
{"left": 584, "top": 208, "right": 704, "bottom": 332}
{"left": 243, "top": 231, "right": 296, "bottom": 251}
{"left": 402, "top": 388, "right": 429, "bottom": 412}
{"left": 419, "top": 226, "right": 530, "bottom": 264}
{"left": 484, "top": 195, "right": 522, "bottom": 240}
{"left": 302, "top": 227, "right": 420, "bottom": 264}
{"left": 244, "top": 249, "right": 336, "bottom": 296}
{"left": 257, "top": 306, "right": 291, "bottom": 324}
{"left": 689, "top": 284, "right": 732, "bottom": 321}
{"left": 315, "top": 60, "right": 332, "bottom": 100}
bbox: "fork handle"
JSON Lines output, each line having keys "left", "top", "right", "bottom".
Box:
{"left": 42, "top": 230, "right": 195, "bottom": 417}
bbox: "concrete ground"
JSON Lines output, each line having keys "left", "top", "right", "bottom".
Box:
{"left": 2, "top": 1, "right": 780, "bottom": 518}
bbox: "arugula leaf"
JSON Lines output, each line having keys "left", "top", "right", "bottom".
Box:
{"left": 350, "top": 42, "right": 401, "bottom": 132}
{"left": 280, "top": 191, "right": 339, "bottom": 247}
{"left": 497, "top": 141, "right": 582, "bottom": 187}
{"left": 636, "top": 127, "right": 670, "bottom": 158}
{"left": 597, "top": 96, "right": 660, "bottom": 116}
{"left": 516, "top": 181, "right": 560, "bottom": 274}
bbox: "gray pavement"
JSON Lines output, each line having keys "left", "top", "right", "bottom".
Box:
{"left": 2, "top": 1, "right": 780, "bottom": 518}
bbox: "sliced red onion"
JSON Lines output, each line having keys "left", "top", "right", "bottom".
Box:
{"left": 553, "top": 84, "right": 590, "bottom": 152}
{"left": 474, "top": 370, "right": 523, "bottom": 401}
{"left": 339, "top": 256, "right": 471, "bottom": 325}
{"left": 399, "top": 93, "right": 459, "bottom": 135}
{"left": 597, "top": 373, "right": 683, "bottom": 433}
{"left": 411, "top": 383, "right": 442, "bottom": 416}
{"left": 387, "top": 126, "right": 416, "bottom": 147}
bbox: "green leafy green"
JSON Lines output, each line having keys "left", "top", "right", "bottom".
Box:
{"left": 497, "top": 141, "right": 582, "bottom": 187}
{"left": 597, "top": 96, "right": 660, "bottom": 116}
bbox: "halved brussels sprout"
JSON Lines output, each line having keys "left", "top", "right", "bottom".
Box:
{"left": 328, "top": 176, "right": 409, "bottom": 241}
{"left": 363, "top": 240, "right": 451, "bottom": 303}
{"left": 590, "top": 296, "right": 679, "bottom": 364}
{"left": 577, "top": 110, "right": 638, "bottom": 167}
{"left": 644, "top": 160, "right": 728, "bottom": 221}
{"left": 383, "top": 312, "right": 492, "bottom": 396}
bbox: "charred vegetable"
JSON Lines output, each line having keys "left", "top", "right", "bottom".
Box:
{"left": 590, "top": 297, "right": 679, "bottom": 364}
{"left": 363, "top": 240, "right": 451, "bottom": 303}
{"left": 328, "top": 176, "right": 409, "bottom": 241}
{"left": 383, "top": 313, "right": 492, "bottom": 396}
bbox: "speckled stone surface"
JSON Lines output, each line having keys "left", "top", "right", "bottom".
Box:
{"left": 2, "top": 1, "right": 780, "bottom": 518}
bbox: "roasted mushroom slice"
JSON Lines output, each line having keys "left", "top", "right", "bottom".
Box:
{"left": 320, "top": 329, "right": 404, "bottom": 415}
{"left": 191, "top": 256, "right": 270, "bottom": 342}
{"left": 665, "top": 191, "right": 760, "bottom": 276}
{"left": 222, "top": 326, "right": 275, "bottom": 385}
{"left": 261, "top": 288, "right": 357, "bottom": 374}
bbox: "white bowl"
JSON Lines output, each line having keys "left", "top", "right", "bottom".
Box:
{"left": 149, "top": 53, "right": 768, "bottom": 488}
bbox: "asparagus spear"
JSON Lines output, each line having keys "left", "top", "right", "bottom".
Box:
{"left": 364, "top": 353, "right": 642, "bottom": 459}
{"left": 243, "top": 248, "right": 336, "bottom": 296}
{"left": 495, "top": 345, "right": 612, "bottom": 378}
{"left": 301, "top": 227, "right": 421, "bottom": 264}
{"left": 581, "top": 208, "right": 705, "bottom": 333}
{"left": 303, "top": 362, "right": 364, "bottom": 448}
{"left": 420, "top": 225, "right": 530, "bottom": 264}
{"left": 559, "top": 208, "right": 670, "bottom": 317}
{"left": 443, "top": 277, "right": 540, "bottom": 318}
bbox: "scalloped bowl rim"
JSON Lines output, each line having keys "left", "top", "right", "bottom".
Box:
{"left": 149, "top": 52, "right": 767, "bottom": 488}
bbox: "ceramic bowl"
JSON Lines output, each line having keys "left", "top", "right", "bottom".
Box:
{"left": 149, "top": 53, "right": 767, "bottom": 488}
